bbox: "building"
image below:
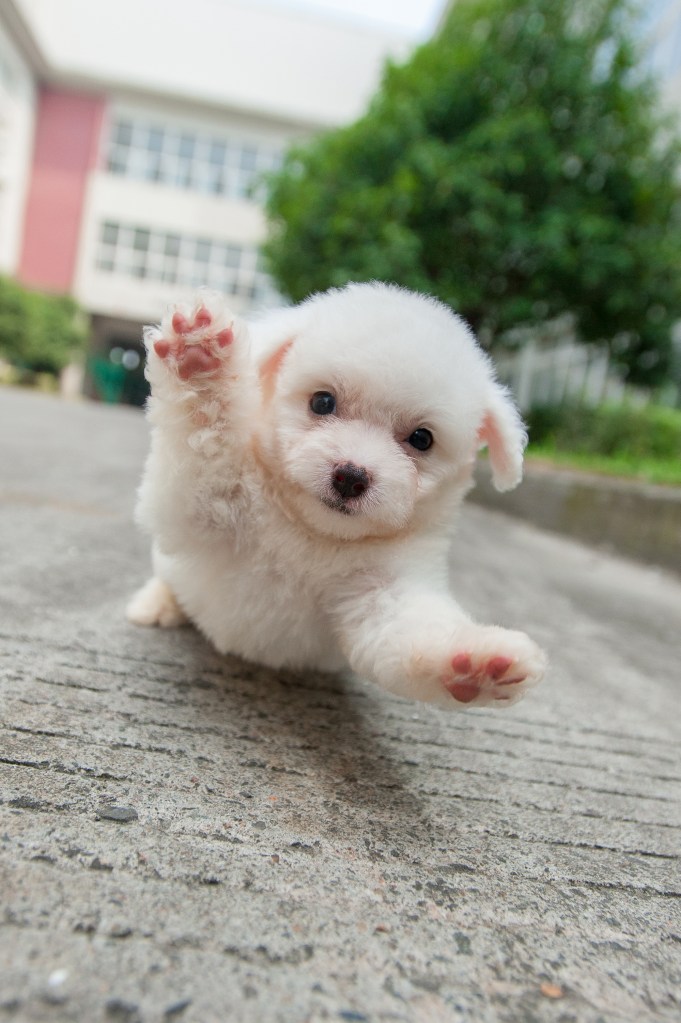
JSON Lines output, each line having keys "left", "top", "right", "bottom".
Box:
{"left": 0, "top": 0, "right": 410, "bottom": 401}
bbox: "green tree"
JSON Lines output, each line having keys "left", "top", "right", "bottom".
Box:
{"left": 264, "top": 0, "right": 681, "bottom": 386}
{"left": 0, "top": 277, "right": 86, "bottom": 376}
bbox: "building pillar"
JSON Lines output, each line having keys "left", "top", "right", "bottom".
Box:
{"left": 18, "top": 86, "right": 106, "bottom": 294}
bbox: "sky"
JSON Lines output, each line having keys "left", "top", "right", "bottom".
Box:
{"left": 257, "top": 0, "right": 447, "bottom": 38}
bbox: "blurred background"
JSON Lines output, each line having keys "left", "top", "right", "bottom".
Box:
{"left": 0, "top": 0, "right": 680, "bottom": 483}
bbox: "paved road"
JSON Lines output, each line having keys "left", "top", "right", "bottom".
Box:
{"left": 1, "top": 388, "right": 680, "bottom": 1023}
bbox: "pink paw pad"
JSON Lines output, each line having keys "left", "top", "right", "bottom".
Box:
{"left": 444, "top": 651, "right": 528, "bottom": 704}
{"left": 153, "top": 303, "right": 234, "bottom": 380}
{"left": 193, "top": 306, "right": 213, "bottom": 329}
{"left": 153, "top": 339, "right": 171, "bottom": 359}
{"left": 487, "top": 656, "right": 513, "bottom": 679}
{"left": 176, "top": 345, "right": 222, "bottom": 380}
{"left": 448, "top": 683, "right": 480, "bottom": 704}
{"left": 171, "top": 311, "right": 192, "bottom": 335}
{"left": 451, "top": 653, "right": 472, "bottom": 674}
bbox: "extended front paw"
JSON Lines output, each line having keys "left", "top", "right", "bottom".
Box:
{"left": 441, "top": 625, "right": 547, "bottom": 708}
{"left": 144, "top": 293, "right": 235, "bottom": 383}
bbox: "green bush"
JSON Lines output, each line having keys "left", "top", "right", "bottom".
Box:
{"left": 264, "top": 0, "right": 681, "bottom": 386}
{"left": 526, "top": 402, "right": 681, "bottom": 461}
{"left": 0, "top": 276, "right": 87, "bottom": 377}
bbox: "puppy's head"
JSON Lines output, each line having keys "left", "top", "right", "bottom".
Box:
{"left": 254, "top": 283, "right": 526, "bottom": 541}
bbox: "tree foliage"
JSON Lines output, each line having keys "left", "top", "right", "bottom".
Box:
{"left": 264, "top": 0, "right": 681, "bottom": 385}
{"left": 0, "top": 277, "right": 86, "bottom": 376}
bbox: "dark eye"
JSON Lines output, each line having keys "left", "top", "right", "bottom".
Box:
{"left": 407, "top": 428, "right": 433, "bottom": 451}
{"left": 310, "top": 391, "right": 336, "bottom": 416}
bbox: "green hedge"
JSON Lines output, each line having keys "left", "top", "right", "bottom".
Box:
{"left": 0, "top": 276, "right": 87, "bottom": 376}
{"left": 526, "top": 402, "right": 681, "bottom": 462}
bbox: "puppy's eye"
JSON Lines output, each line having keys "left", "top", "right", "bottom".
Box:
{"left": 407, "top": 428, "right": 433, "bottom": 452}
{"left": 310, "top": 391, "right": 336, "bottom": 416}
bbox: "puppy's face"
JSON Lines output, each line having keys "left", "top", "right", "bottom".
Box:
{"left": 255, "top": 285, "right": 525, "bottom": 542}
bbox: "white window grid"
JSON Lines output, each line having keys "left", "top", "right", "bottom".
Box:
{"left": 96, "top": 221, "right": 280, "bottom": 305}
{"left": 106, "top": 117, "right": 282, "bottom": 200}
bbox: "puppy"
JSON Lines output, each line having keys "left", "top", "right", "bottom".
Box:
{"left": 128, "top": 283, "right": 547, "bottom": 708}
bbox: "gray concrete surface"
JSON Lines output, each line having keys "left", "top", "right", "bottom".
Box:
{"left": 1, "top": 387, "right": 680, "bottom": 1023}
{"left": 471, "top": 461, "right": 681, "bottom": 576}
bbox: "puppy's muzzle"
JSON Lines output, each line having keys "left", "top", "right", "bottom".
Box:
{"left": 332, "top": 463, "right": 371, "bottom": 501}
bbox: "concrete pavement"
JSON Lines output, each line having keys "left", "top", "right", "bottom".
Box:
{"left": 471, "top": 460, "right": 681, "bottom": 576}
{"left": 1, "top": 387, "right": 680, "bottom": 1023}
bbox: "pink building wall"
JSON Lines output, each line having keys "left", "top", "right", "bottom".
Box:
{"left": 18, "top": 88, "right": 106, "bottom": 293}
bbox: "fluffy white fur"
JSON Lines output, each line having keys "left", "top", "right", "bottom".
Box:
{"left": 128, "top": 283, "right": 547, "bottom": 709}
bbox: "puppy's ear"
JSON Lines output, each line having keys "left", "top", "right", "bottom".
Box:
{"left": 259, "top": 339, "right": 294, "bottom": 402}
{"left": 477, "top": 384, "right": 527, "bottom": 492}
{"left": 255, "top": 302, "right": 316, "bottom": 401}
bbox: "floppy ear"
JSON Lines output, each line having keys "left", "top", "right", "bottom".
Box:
{"left": 259, "top": 338, "right": 294, "bottom": 402}
{"left": 477, "top": 384, "right": 527, "bottom": 492}
{"left": 254, "top": 303, "right": 313, "bottom": 402}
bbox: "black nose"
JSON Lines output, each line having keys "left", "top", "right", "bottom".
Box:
{"left": 332, "top": 463, "right": 370, "bottom": 500}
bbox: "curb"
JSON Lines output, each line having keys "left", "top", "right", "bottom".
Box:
{"left": 470, "top": 461, "right": 681, "bottom": 575}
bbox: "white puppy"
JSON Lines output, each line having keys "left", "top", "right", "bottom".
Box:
{"left": 128, "top": 283, "right": 546, "bottom": 708}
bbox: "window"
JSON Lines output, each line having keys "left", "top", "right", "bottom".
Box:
{"left": 95, "top": 220, "right": 280, "bottom": 307}
{"left": 104, "top": 115, "right": 283, "bottom": 201}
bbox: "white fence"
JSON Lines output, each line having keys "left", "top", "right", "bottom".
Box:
{"left": 492, "top": 319, "right": 678, "bottom": 412}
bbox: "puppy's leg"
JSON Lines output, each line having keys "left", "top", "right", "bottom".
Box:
{"left": 143, "top": 291, "right": 246, "bottom": 426}
{"left": 126, "top": 576, "right": 188, "bottom": 628}
{"left": 130, "top": 294, "right": 253, "bottom": 629}
{"left": 332, "top": 584, "right": 547, "bottom": 709}
{"left": 137, "top": 291, "right": 255, "bottom": 536}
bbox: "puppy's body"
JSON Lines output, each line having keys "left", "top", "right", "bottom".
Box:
{"left": 129, "top": 283, "right": 547, "bottom": 708}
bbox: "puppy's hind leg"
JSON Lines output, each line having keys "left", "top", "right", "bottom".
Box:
{"left": 127, "top": 577, "right": 188, "bottom": 628}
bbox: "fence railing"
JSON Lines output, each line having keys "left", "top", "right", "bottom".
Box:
{"left": 492, "top": 319, "right": 678, "bottom": 411}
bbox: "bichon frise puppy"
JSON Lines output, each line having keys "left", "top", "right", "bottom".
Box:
{"left": 128, "top": 283, "right": 547, "bottom": 708}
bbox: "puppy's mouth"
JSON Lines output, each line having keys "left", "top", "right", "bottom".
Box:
{"left": 320, "top": 495, "right": 360, "bottom": 516}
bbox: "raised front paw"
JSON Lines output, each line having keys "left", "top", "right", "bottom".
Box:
{"left": 442, "top": 625, "right": 547, "bottom": 708}
{"left": 145, "top": 293, "right": 234, "bottom": 381}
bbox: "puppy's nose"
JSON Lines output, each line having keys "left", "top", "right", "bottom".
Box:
{"left": 332, "top": 463, "right": 370, "bottom": 500}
